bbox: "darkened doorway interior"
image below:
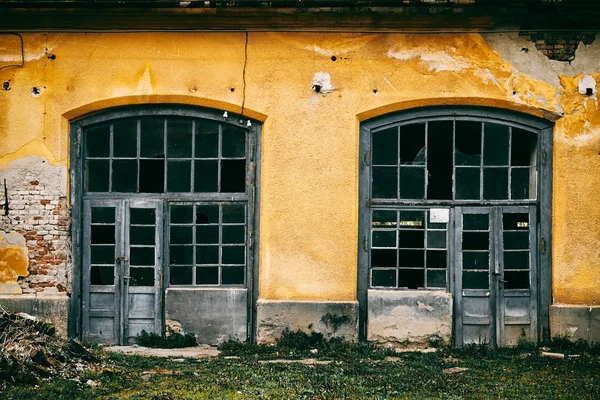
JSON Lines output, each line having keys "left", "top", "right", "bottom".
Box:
{"left": 70, "top": 106, "right": 260, "bottom": 345}
{"left": 358, "top": 107, "right": 553, "bottom": 347}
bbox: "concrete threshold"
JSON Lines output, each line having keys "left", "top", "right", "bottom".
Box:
{"left": 103, "top": 345, "right": 221, "bottom": 358}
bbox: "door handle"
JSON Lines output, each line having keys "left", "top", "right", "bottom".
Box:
{"left": 116, "top": 256, "right": 128, "bottom": 262}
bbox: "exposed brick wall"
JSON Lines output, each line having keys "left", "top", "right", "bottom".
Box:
{"left": 0, "top": 166, "right": 71, "bottom": 295}
{"left": 519, "top": 32, "right": 596, "bottom": 62}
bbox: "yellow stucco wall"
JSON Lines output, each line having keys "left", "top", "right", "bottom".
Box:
{"left": 1, "top": 32, "right": 599, "bottom": 304}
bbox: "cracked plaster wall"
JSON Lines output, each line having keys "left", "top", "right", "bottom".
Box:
{"left": 0, "top": 31, "right": 599, "bottom": 307}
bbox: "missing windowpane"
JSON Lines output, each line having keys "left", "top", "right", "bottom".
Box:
{"left": 483, "top": 124, "right": 509, "bottom": 166}
{"left": 372, "top": 167, "right": 398, "bottom": 199}
{"left": 167, "top": 161, "right": 192, "bottom": 192}
{"left": 426, "top": 250, "right": 447, "bottom": 268}
{"left": 194, "top": 160, "right": 218, "bottom": 192}
{"left": 222, "top": 266, "right": 245, "bottom": 285}
{"left": 140, "top": 118, "right": 165, "bottom": 158}
{"left": 222, "top": 126, "right": 247, "bottom": 158}
{"left": 398, "top": 269, "right": 424, "bottom": 289}
{"left": 462, "top": 232, "right": 489, "bottom": 250}
{"left": 196, "top": 205, "right": 219, "bottom": 224}
{"left": 503, "top": 271, "right": 529, "bottom": 289}
{"left": 130, "top": 247, "right": 155, "bottom": 266}
{"left": 90, "top": 266, "right": 114, "bottom": 285}
{"left": 372, "top": 127, "right": 398, "bottom": 165}
{"left": 427, "top": 121, "right": 453, "bottom": 200}
{"left": 511, "top": 128, "right": 537, "bottom": 166}
{"left": 166, "top": 118, "right": 193, "bottom": 158}
{"left": 85, "top": 125, "right": 110, "bottom": 158}
{"left": 91, "top": 225, "right": 115, "bottom": 245}
{"left": 195, "top": 120, "right": 219, "bottom": 158}
{"left": 130, "top": 268, "right": 154, "bottom": 286}
{"left": 139, "top": 159, "right": 165, "bottom": 193}
{"left": 399, "top": 211, "right": 425, "bottom": 228}
{"left": 371, "top": 249, "right": 397, "bottom": 268}
{"left": 455, "top": 121, "right": 482, "bottom": 166}
{"left": 372, "top": 269, "right": 396, "bottom": 287}
{"left": 170, "top": 267, "right": 192, "bottom": 285}
{"left": 398, "top": 231, "right": 424, "bottom": 249}
{"left": 483, "top": 168, "right": 508, "bottom": 200}
{"left": 398, "top": 249, "right": 424, "bottom": 267}
{"left": 113, "top": 119, "right": 138, "bottom": 158}
{"left": 130, "top": 226, "right": 155, "bottom": 245}
{"left": 91, "top": 245, "right": 114, "bottom": 265}
{"left": 112, "top": 160, "right": 138, "bottom": 193}
{"left": 196, "top": 266, "right": 219, "bottom": 285}
{"left": 463, "top": 271, "right": 489, "bottom": 289}
{"left": 511, "top": 168, "right": 532, "bottom": 200}
{"left": 400, "top": 123, "right": 425, "bottom": 165}
{"left": 221, "top": 159, "right": 246, "bottom": 193}
{"left": 399, "top": 167, "right": 425, "bottom": 199}
{"left": 456, "top": 168, "right": 480, "bottom": 200}
{"left": 87, "top": 160, "right": 109, "bottom": 192}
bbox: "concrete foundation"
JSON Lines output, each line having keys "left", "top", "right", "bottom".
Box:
{"left": 256, "top": 299, "right": 358, "bottom": 344}
{"left": 367, "top": 290, "right": 452, "bottom": 346}
{"left": 550, "top": 304, "right": 600, "bottom": 343}
{"left": 0, "top": 294, "right": 70, "bottom": 337}
{"left": 165, "top": 288, "right": 247, "bottom": 345}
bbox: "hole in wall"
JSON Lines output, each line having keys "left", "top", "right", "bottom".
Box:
{"left": 48, "top": 54, "right": 56, "bottom": 60}
{"left": 373, "top": 89, "right": 378, "bottom": 95}
{"left": 230, "top": 87, "right": 235, "bottom": 92}
{"left": 512, "top": 91, "right": 517, "bottom": 96}
{"left": 30, "top": 87, "right": 41, "bottom": 97}
{"left": 331, "top": 56, "right": 337, "bottom": 62}
{"left": 2, "top": 80, "right": 9, "bottom": 91}
{"left": 312, "top": 84, "right": 322, "bottom": 93}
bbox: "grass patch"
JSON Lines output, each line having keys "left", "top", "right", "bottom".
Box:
{"left": 137, "top": 329, "right": 197, "bottom": 349}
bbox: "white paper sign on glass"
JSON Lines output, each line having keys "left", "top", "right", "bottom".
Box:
{"left": 430, "top": 208, "right": 450, "bottom": 223}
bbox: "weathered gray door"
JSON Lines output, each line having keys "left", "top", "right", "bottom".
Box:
{"left": 454, "top": 206, "right": 537, "bottom": 347}
{"left": 82, "top": 200, "right": 163, "bottom": 344}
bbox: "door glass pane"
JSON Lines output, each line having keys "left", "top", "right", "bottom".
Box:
{"left": 113, "top": 119, "right": 138, "bottom": 158}
{"left": 426, "top": 250, "right": 446, "bottom": 268}
{"left": 91, "top": 266, "right": 114, "bottom": 285}
{"left": 372, "top": 167, "right": 398, "bottom": 199}
{"left": 398, "top": 269, "right": 424, "bottom": 289}
{"left": 170, "top": 205, "right": 193, "bottom": 223}
{"left": 130, "top": 208, "right": 155, "bottom": 225}
{"left": 130, "top": 226, "right": 155, "bottom": 245}
{"left": 427, "top": 230, "right": 446, "bottom": 249}
{"left": 222, "top": 126, "right": 247, "bottom": 158}
{"left": 170, "top": 226, "right": 193, "bottom": 244}
{"left": 169, "top": 246, "right": 193, "bottom": 264}
{"left": 167, "top": 161, "right": 191, "bottom": 192}
{"left": 195, "top": 120, "right": 219, "bottom": 158}
{"left": 92, "top": 207, "right": 115, "bottom": 223}
{"left": 196, "top": 246, "right": 219, "bottom": 265}
{"left": 504, "top": 271, "right": 529, "bottom": 289}
{"left": 222, "top": 246, "right": 245, "bottom": 264}
{"left": 85, "top": 125, "right": 110, "bottom": 158}
{"left": 463, "top": 232, "right": 489, "bottom": 250}
{"left": 463, "top": 214, "right": 488, "bottom": 230}
{"left": 372, "top": 210, "right": 396, "bottom": 227}
{"left": 427, "top": 121, "right": 453, "bottom": 200}
{"left": 398, "top": 250, "right": 424, "bottom": 267}
{"left": 130, "top": 268, "right": 154, "bottom": 286}
{"left": 130, "top": 247, "right": 154, "bottom": 266}
{"left": 511, "top": 168, "right": 532, "bottom": 200}
{"left": 87, "top": 160, "right": 110, "bottom": 192}
{"left": 139, "top": 159, "right": 164, "bottom": 193}
{"left": 221, "top": 159, "right": 246, "bottom": 193}
{"left": 166, "top": 118, "right": 193, "bottom": 158}
{"left": 372, "top": 269, "right": 396, "bottom": 287}
{"left": 483, "top": 168, "right": 508, "bottom": 200}
{"left": 503, "top": 232, "right": 529, "bottom": 250}
{"left": 194, "top": 160, "right": 218, "bottom": 192}
{"left": 371, "top": 249, "right": 397, "bottom": 267}
{"left": 223, "top": 205, "right": 245, "bottom": 223}
{"left": 112, "top": 160, "right": 138, "bottom": 193}
{"left": 398, "top": 231, "right": 424, "bottom": 249}
{"left": 222, "top": 266, "right": 245, "bottom": 285}
{"left": 511, "top": 128, "right": 537, "bottom": 167}
{"left": 372, "top": 127, "right": 398, "bottom": 165}
{"left": 222, "top": 225, "right": 245, "bottom": 244}
{"left": 463, "top": 251, "right": 489, "bottom": 270}
{"left": 196, "top": 266, "right": 218, "bottom": 284}
{"left": 455, "top": 121, "right": 481, "bottom": 166}
{"left": 372, "top": 231, "right": 396, "bottom": 248}
{"left": 91, "top": 246, "right": 115, "bottom": 265}
{"left": 140, "top": 118, "right": 165, "bottom": 158}
{"left": 170, "top": 267, "right": 193, "bottom": 285}
{"left": 463, "top": 271, "right": 489, "bottom": 289}
{"left": 399, "top": 167, "right": 425, "bottom": 199}
{"left": 400, "top": 123, "right": 425, "bottom": 165}
{"left": 456, "top": 168, "right": 480, "bottom": 200}
{"left": 91, "top": 225, "right": 115, "bottom": 245}
{"left": 427, "top": 270, "right": 446, "bottom": 288}
{"left": 483, "top": 123, "right": 509, "bottom": 166}
{"left": 503, "top": 251, "right": 529, "bottom": 270}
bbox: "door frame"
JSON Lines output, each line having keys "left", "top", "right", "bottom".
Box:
{"left": 357, "top": 106, "right": 553, "bottom": 344}
{"left": 69, "top": 106, "right": 262, "bottom": 343}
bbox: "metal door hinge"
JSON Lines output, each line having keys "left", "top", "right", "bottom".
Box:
{"left": 363, "top": 236, "right": 369, "bottom": 252}
{"left": 541, "top": 238, "right": 546, "bottom": 254}
{"left": 541, "top": 149, "right": 546, "bottom": 165}
{"left": 364, "top": 150, "right": 370, "bottom": 166}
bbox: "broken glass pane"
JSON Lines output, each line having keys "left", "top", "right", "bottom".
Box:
{"left": 427, "top": 230, "right": 446, "bottom": 249}
{"left": 502, "top": 213, "right": 529, "bottom": 231}
{"left": 463, "top": 214, "right": 488, "bottom": 231}
{"left": 427, "top": 270, "right": 447, "bottom": 288}
{"left": 372, "top": 127, "right": 398, "bottom": 165}
{"left": 455, "top": 121, "right": 482, "bottom": 166}
{"left": 503, "top": 271, "right": 529, "bottom": 289}
{"left": 112, "top": 160, "right": 138, "bottom": 193}
{"left": 222, "top": 225, "right": 245, "bottom": 244}
{"left": 222, "top": 246, "right": 245, "bottom": 264}
{"left": 398, "top": 231, "right": 424, "bottom": 249}
{"left": 130, "top": 226, "right": 155, "bottom": 245}
{"left": 195, "top": 205, "right": 219, "bottom": 224}
{"left": 398, "top": 269, "right": 424, "bottom": 289}
{"left": 511, "top": 168, "right": 531, "bottom": 200}
{"left": 372, "top": 210, "right": 396, "bottom": 227}
{"left": 503, "top": 232, "right": 529, "bottom": 250}
{"left": 455, "top": 167, "right": 480, "bottom": 200}
{"left": 85, "top": 125, "right": 110, "bottom": 158}
{"left": 196, "top": 266, "right": 218, "bottom": 285}
{"left": 169, "top": 245, "right": 193, "bottom": 265}
{"left": 427, "top": 121, "right": 453, "bottom": 200}
{"left": 463, "top": 251, "right": 489, "bottom": 270}
{"left": 371, "top": 269, "right": 396, "bottom": 287}
{"left": 170, "top": 226, "right": 193, "bottom": 244}
{"left": 221, "top": 159, "right": 246, "bottom": 193}
{"left": 92, "top": 207, "right": 115, "bottom": 223}
{"left": 196, "top": 225, "right": 219, "bottom": 244}
{"left": 483, "top": 124, "right": 509, "bottom": 166}
{"left": 87, "top": 160, "right": 109, "bottom": 192}
{"left": 91, "top": 245, "right": 114, "bottom": 265}
{"left": 90, "top": 266, "right": 114, "bottom": 285}
{"left": 503, "top": 251, "right": 529, "bottom": 270}
{"left": 167, "top": 161, "right": 191, "bottom": 192}
{"left": 170, "top": 205, "right": 193, "bottom": 224}
{"left": 195, "top": 120, "right": 219, "bottom": 158}
{"left": 398, "top": 249, "right": 425, "bottom": 267}
{"left": 140, "top": 118, "right": 165, "bottom": 158}
{"left": 139, "top": 159, "right": 164, "bottom": 193}
{"left": 400, "top": 123, "right": 425, "bottom": 165}
{"left": 130, "top": 268, "right": 154, "bottom": 286}
{"left": 399, "top": 167, "right": 425, "bottom": 199}
{"left": 166, "top": 118, "right": 193, "bottom": 158}
{"left": 483, "top": 168, "right": 508, "bottom": 200}
{"left": 130, "top": 247, "right": 155, "bottom": 266}
{"left": 511, "top": 128, "right": 537, "bottom": 166}
{"left": 130, "top": 208, "right": 155, "bottom": 225}
{"left": 194, "top": 160, "right": 218, "bottom": 192}
{"left": 399, "top": 210, "right": 425, "bottom": 228}
{"left": 463, "top": 271, "right": 489, "bottom": 289}
{"left": 113, "top": 119, "right": 138, "bottom": 158}
{"left": 426, "top": 250, "right": 447, "bottom": 268}
{"left": 372, "top": 167, "right": 398, "bottom": 199}
{"left": 372, "top": 230, "right": 396, "bottom": 248}
{"left": 169, "top": 267, "right": 193, "bottom": 285}
{"left": 223, "top": 205, "right": 245, "bottom": 223}
{"left": 222, "top": 266, "right": 245, "bottom": 285}
{"left": 91, "top": 225, "right": 115, "bottom": 245}
{"left": 371, "top": 249, "right": 397, "bottom": 268}
{"left": 463, "top": 232, "right": 489, "bottom": 250}
{"left": 222, "top": 126, "right": 247, "bottom": 158}
{"left": 196, "top": 246, "right": 219, "bottom": 265}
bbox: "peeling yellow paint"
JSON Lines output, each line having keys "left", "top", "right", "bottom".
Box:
{"left": 0, "top": 233, "right": 29, "bottom": 294}
{"left": 0, "top": 32, "right": 599, "bottom": 305}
